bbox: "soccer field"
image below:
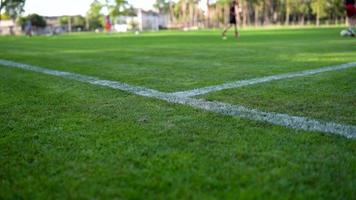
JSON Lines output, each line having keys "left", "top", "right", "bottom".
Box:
{"left": 1, "top": 28, "right": 355, "bottom": 199}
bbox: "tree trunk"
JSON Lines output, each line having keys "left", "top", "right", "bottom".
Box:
{"left": 68, "top": 16, "right": 72, "bottom": 32}
{"left": 189, "top": 1, "right": 193, "bottom": 27}
{"left": 300, "top": 14, "right": 305, "bottom": 25}
{"left": 182, "top": 0, "right": 187, "bottom": 27}
{"left": 206, "top": 0, "right": 210, "bottom": 28}
{"left": 85, "top": 16, "right": 89, "bottom": 31}
{"left": 292, "top": 13, "right": 296, "bottom": 24}
{"left": 169, "top": 0, "right": 174, "bottom": 25}
{"left": 285, "top": 0, "right": 290, "bottom": 25}
{"left": 224, "top": 2, "right": 229, "bottom": 25}
{"left": 263, "top": 0, "right": 271, "bottom": 26}
{"left": 246, "top": 1, "right": 251, "bottom": 26}
{"left": 215, "top": 4, "right": 219, "bottom": 27}
{"left": 316, "top": 0, "right": 320, "bottom": 26}
{"left": 195, "top": 2, "right": 199, "bottom": 27}
{"left": 254, "top": 7, "right": 259, "bottom": 27}
{"left": 217, "top": 3, "right": 222, "bottom": 27}
{"left": 269, "top": 0, "right": 274, "bottom": 24}
{"left": 242, "top": 1, "right": 247, "bottom": 27}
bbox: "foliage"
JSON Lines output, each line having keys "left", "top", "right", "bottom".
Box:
{"left": 59, "top": 15, "right": 86, "bottom": 30}
{"left": 311, "top": 0, "right": 328, "bottom": 18}
{"left": 87, "top": 0, "right": 103, "bottom": 19}
{"left": 72, "top": 15, "right": 86, "bottom": 28}
{"left": 107, "top": 0, "right": 129, "bottom": 17}
{"left": 16, "top": 13, "right": 46, "bottom": 28}
{"left": 0, "top": 0, "right": 25, "bottom": 20}
{"left": 59, "top": 16, "right": 70, "bottom": 26}
{"left": 126, "top": 5, "right": 136, "bottom": 17}
{"left": 86, "top": 0, "right": 104, "bottom": 30}
{"left": 0, "top": 13, "right": 10, "bottom": 20}
{"left": 154, "top": 0, "right": 170, "bottom": 13}
{"left": 27, "top": 13, "right": 46, "bottom": 27}
{"left": 161, "top": 0, "right": 347, "bottom": 27}
{"left": 15, "top": 15, "right": 26, "bottom": 26}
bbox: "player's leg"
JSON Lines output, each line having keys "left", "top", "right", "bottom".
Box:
{"left": 222, "top": 24, "right": 232, "bottom": 39}
{"left": 234, "top": 23, "right": 239, "bottom": 39}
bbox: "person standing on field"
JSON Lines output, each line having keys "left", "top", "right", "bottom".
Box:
{"left": 105, "top": 15, "right": 112, "bottom": 33}
{"left": 222, "top": 0, "right": 240, "bottom": 40}
{"left": 345, "top": 0, "right": 356, "bottom": 36}
{"left": 25, "top": 20, "right": 32, "bottom": 37}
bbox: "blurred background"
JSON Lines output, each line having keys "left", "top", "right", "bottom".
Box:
{"left": 0, "top": 0, "right": 350, "bottom": 36}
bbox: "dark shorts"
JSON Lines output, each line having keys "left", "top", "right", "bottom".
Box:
{"left": 229, "top": 16, "right": 237, "bottom": 24}
{"left": 346, "top": 4, "right": 356, "bottom": 17}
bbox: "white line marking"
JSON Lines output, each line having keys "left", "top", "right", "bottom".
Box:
{"left": 0, "top": 60, "right": 167, "bottom": 98}
{"left": 1, "top": 59, "right": 355, "bottom": 139}
{"left": 171, "top": 62, "right": 356, "bottom": 97}
{"left": 166, "top": 98, "right": 356, "bottom": 139}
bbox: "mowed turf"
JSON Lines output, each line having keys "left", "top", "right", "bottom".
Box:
{"left": 0, "top": 28, "right": 355, "bottom": 92}
{"left": 201, "top": 67, "right": 356, "bottom": 125}
{"left": 1, "top": 28, "right": 356, "bottom": 199}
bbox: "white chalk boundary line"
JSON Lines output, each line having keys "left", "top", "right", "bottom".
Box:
{"left": 171, "top": 62, "right": 356, "bottom": 97}
{"left": 1, "top": 59, "right": 355, "bottom": 139}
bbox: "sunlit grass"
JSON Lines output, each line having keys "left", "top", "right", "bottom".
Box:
{"left": 0, "top": 28, "right": 355, "bottom": 199}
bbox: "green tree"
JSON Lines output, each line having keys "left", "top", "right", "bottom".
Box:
{"left": 0, "top": 12, "right": 10, "bottom": 20}
{"left": 72, "top": 15, "right": 86, "bottom": 30}
{"left": 0, "top": 0, "right": 25, "bottom": 21}
{"left": 59, "top": 15, "right": 86, "bottom": 31}
{"left": 27, "top": 13, "right": 46, "bottom": 27}
{"left": 154, "top": 0, "right": 170, "bottom": 14}
{"left": 325, "top": 0, "right": 344, "bottom": 24}
{"left": 86, "top": 0, "right": 104, "bottom": 30}
{"left": 146, "top": 0, "right": 347, "bottom": 28}
{"left": 15, "top": 15, "right": 25, "bottom": 26}
{"left": 16, "top": 13, "right": 46, "bottom": 28}
{"left": 59, "top": 16, "right": 72, "bottom": 31}
{"left": 126, "top": 5, "right": 136, "bottom": 16}
{"left": 174, "top": 0, "right": 187, "bottom": 25}
{"left": 59, "top": 16, "right": 70, "bottom": 26}
{"left": 296, "top": 0, "right": 312, "bottom": 25}
{"left": 107, "top": 0, "right": 128, "bottom": 17}
{"left": 311, "top": 0, "right": 327, "bottom": 26}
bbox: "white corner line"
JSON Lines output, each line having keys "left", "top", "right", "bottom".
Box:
{"left": 166, "top": 97, "right": 356, "bottom": 139}
{"left": 170, "top": 62, "right": 356, "bottom": 97}
{"left": 1, "top": 59, "right": 355, "bottom": 139}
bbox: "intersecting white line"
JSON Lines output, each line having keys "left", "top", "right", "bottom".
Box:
{"left": 1, "top": 59, "right": 355, "bottom": 139}
{"left": 170, "top": 62, "right": 356, "bottom": 97}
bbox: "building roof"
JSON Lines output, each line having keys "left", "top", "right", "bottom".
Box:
{"left": 141, "top": 10, "right": 159, "bottom": 16}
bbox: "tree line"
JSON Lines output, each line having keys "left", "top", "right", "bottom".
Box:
{"left": 156, "top": 0, "right": 347, "bottom": 28}
{"left": 0, "top": 0, "right": 349, "bottom": 31}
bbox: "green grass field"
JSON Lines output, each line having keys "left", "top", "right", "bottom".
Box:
{"left": 1, "top": 28, "right": 356, "bottom": 199}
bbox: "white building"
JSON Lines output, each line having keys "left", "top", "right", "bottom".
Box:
{"left": 158, "top": 13, "right": 170, "bottom": 29}
{"left": 0, "top": 20, "right": 22, "bottom": 35}
{"left": 137, "top": 9, "right": 159, "bottom": 31}
{"left": 112, "top": 9, "right": 168, "bottom": 32}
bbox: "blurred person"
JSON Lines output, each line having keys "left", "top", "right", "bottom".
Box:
{"left": 222, "top": 0, "right": 240, "bottom": 40}
{"left": 25, "top": 20, "right": 32, "bottom": 37}
{"left": 105, "top": 15, "right": 112, "bottom": 32}
{"left": 345, "top": 0, "right": 356, "bottom": 36}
